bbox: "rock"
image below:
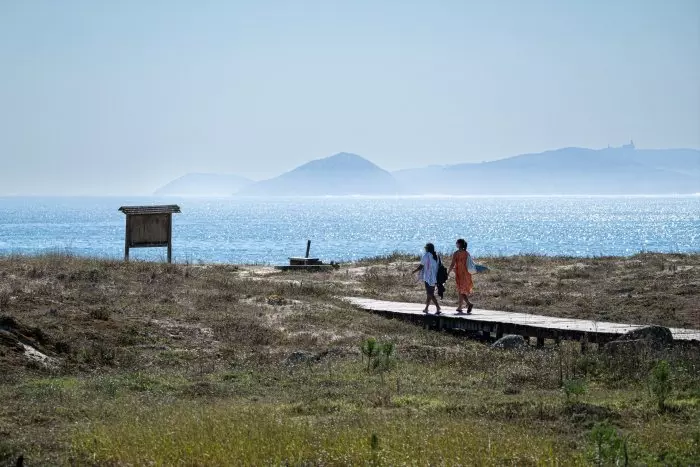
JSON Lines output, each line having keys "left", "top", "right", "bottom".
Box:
{"left": 566, "top": 402, "right": 617, "bottom": 424}
{"left": 605, "top": 325, "right": 674, "bottom": 355}
{"left": 284, "top": 351, "right": 317, "bottom": 365}
{"left": 492, "top": 335, "right": 527, "bottom": 350}
{"left": 267, "top": 294, "right": 287, "bottom": 306}
{"left": 0, "top": 329, "right": 23, "bottom": 352}
{"left": 618, "top": 325, "right": 673, "bottom": 348}
{"left": 604, "top": 339, "right": 650, "bottom": 355}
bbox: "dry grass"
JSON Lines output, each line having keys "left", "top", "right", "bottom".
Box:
{"left": 0, "top": 252, "right": 698, "bottom": 465}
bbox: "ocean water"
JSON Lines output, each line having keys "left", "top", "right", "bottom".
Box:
{"left": 0, "top": 196, "right": 698, "bottom": 264}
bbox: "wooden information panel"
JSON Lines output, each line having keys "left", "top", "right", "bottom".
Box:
{"left": 119, "top": 205, "right": 180, "bottom": 263}
{"left": 129, "top": 213, "right": 170, "bottom": 247}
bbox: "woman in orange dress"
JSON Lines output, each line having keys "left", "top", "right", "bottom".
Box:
{"left": 448, "top": 238, "right": 474, "bottom": 314}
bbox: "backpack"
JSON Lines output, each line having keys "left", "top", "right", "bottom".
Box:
{"left": 437, "top": 256, "right": 448, "bottom": 284}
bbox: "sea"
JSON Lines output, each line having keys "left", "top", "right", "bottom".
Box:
{"left": 0, "top": 196, "right": 698, "bottom": 264}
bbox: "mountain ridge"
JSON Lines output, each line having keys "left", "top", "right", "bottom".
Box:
{"left": 157, "top": 145, "right": 700, "bottom": 196}
{"left": 239, "top": 152, "right": 402, "bottom": 196}
{"left": 394, "top": 145, "right": 700, "bottom": 195}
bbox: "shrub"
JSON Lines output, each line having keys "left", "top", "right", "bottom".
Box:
{"left": 370, "top": 433, "right": 380, "bottom": 465}
{"left": 89, "top": 308, "right": 111, "bottom": 321}
{"left": 588, "top": 421, "right": 626, "bottom": 466}
{"left": 649, "top": 360, "right": 672, "bottom": 412}
{"left": 372, "top": 341, "right": 396, "bottom": 384}
{"left": 361, "top": 338, "right": 397, "bottom": 383}
{"left": 563, "top": 378, "right": 587, "bottom": 404}
{"left": 360, "top": 337, "right": 381, "bottom": 372}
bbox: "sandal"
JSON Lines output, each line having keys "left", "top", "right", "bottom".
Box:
{"left": 466, "top": 303, "right": 473, "bottom": 314}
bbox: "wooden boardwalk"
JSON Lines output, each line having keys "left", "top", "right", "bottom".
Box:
{"left": 344, "top": 297, "right": 700, "bottom": 345}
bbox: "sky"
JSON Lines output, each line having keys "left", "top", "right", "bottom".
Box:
{"left": 0, "top": 0, "right": 699, "bottom": 195}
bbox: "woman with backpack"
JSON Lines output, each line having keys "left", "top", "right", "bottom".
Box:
{"left": 448, "top": 238, "right": 474, "bottom": 314}
{"left": 412, "top": 243, "right": 442, "bottom": 315}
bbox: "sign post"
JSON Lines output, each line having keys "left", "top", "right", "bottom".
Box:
{"left": 118, "top": 205, "right": 181, "bottom": 263}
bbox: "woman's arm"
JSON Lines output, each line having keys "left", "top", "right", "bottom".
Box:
{"left": 413, "top": 254, "right": 426, "bottom": 274}
{"left": 447, "top": 252, "right": 457, "bottom": 274}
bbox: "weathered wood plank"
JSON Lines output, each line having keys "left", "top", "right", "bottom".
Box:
{"left": 167, "top": 213, "right": 173, "bottom": 264}
{"left": 343, "top": 297, "right": 700, "bottom": 342}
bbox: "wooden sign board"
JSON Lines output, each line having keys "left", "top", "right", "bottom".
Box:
{"left": 128, "top": 213, "right": 170, "bottom": 247}
{"left": 119, "top": 205, "right": 180, "bottom": 263}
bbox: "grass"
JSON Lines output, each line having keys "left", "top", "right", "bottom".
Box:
{"left": 0, "top": 252, "right": 698, "bottom": 465}
{"left": 72, "top": 402, "right": 575, "bottom": 465}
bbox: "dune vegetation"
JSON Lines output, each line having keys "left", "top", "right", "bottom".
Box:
{"left": 0, "top": 252, "right": 698, "bottom": 465}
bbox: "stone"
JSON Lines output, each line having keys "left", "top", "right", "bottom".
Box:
{"left": 618, "top": 325, "right": 673, "bottom": 348}
{"left": 604, "top": 339, "right": 650, "bottom": 355}
{"left": 0, "top": 329, "right": 23, "bottom": 352}
{"left": 284, "top": 351, "right": 316, "bottom": 366}
{"left": 492, "top": 335, "right": 527, "bottom": 350}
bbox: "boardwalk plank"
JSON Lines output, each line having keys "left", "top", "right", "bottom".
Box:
{"left": 344, "top": 297, "right": 700, "bottom": 342}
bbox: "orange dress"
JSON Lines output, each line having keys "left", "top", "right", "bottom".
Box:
{"left": 451, "top": 250, "right": 473, "bottom": 295}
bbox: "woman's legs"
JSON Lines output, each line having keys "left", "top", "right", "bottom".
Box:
{"left": 424, "top": 294, "right": 440, "bottom": 313}
{"left": 457, "top": 294, "right": 472, "bottom": 313}
{"left": 465, "top": 294, "right": 473, "bottom": 313}
{"left": 431, "top": 293, "right": 441, "bottom": 313}
{"left": 424, "top": 282, "right": 440, "bottom": 313}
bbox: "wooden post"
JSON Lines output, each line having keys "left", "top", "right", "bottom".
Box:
{"left": 305, "top": 240, "right": 311, "bottom": 259}
{"left": 167, "top": 213, "right": 173, "bottom": 264}
{"left": 496, "top": 324, "right": 504, "bottom": 340}
{"left": 124, "top": 215, "right": 130, "bottom": 261}
{"left": 536, "top": 337, "right": 545, "bottom": 348}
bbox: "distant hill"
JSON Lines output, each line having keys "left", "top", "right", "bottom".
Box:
{"left": 394, "top": 145, "right": 700, "bottom": 195}
{"left": 239, "top": 153, "right": 401, "bottom": 196}
{"left": 155, "top": 173, "right": 253, "bottom": 197}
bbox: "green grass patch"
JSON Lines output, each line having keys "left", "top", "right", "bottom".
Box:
{"left": 17, "top": 377, "right": 79, "bottom": 400}
{"left": 71, "top": 401, "right": 578, "bottom": 465}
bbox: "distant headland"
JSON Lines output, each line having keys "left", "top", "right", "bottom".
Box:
{"left": 156, "top": 144, "right": 700, "bottom": 196}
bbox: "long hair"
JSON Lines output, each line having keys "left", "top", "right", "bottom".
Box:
{"left": 456, "top": 238, "right": 467, "bottom": 251}
{"left": 425, "top": 243, "right": 438, "bottom": 261}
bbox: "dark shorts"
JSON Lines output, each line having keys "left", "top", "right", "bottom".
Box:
{"left": 424, "top": 282, "right": 436, "bottom": 296}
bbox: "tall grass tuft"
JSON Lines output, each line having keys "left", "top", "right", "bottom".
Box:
{"left": 649, "top": 360, "right": 672, "bottom": 412}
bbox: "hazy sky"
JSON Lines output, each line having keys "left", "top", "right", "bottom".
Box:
{"left": 1, "top": 0, "right": 699, "bottom": 195}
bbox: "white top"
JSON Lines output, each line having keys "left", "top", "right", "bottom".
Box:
{"left": 420, "top": 252, "right": 439, "bottom": 286}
